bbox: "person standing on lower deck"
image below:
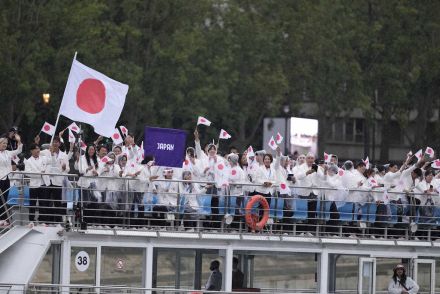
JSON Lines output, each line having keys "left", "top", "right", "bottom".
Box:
{"left": 388, "top": 264, "right": 419, "bottom": 294}
{"left": 205, "top": 260, "right": 222, "bottom": 291}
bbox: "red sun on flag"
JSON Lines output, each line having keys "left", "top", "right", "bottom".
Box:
{"left": 217, "top": 164, "right": 224, "bottom": 170}
{"left": 338, "top": 169, "right": 344, "bottom": 176}
{"left": 200, "top": 118, "right": 206, "bottom": 123}
{"left": 101, "top": 157, "right": 109, "bottom": 163}
{"left": 184, "top": 159, "right": 189, "bottom": 166}
{"left": 113, "top": 133, "right": 120, "bottom": 139}
{"left": 44, "top": 125, "right": 50, "bottom": 131}
{"left": 280, "top": 183, "right": 286, "bottom": 189}
{"left": 76, "top": 78, "right": 106, "bottom": 114}
{"left": 231, "top": 169, "right": 237, "bottom": 176}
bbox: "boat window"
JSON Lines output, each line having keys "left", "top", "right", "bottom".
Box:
{"left": 100, "top": 247, "right": 145, "bottom": 288}
{"left": 70, "top": 247, "right": 97, "bottom": 286}
{"left": 31, "top": 244, "right": 60, "bottom": 284}
{"left": 234, "top": 251, "right": 318, "bottom": 293}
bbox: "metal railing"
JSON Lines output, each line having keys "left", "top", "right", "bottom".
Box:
{"left": 0, "top": 282, "right": 315, "bottom": 294}
{"left": 0, "top": 171, "right": 439, "bottom": 240}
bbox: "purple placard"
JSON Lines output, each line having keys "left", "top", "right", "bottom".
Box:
{"left": 144, "top": 126, "right": 187, "bottom": 168}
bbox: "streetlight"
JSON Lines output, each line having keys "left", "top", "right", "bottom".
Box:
{"left": 42, "top": 93, "right": 50, "bottom": 104}
{"left": 283, "top": 103, "right": 290, "bottom": 155}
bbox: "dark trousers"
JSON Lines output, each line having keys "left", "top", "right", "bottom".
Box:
{"left": 207, "top": 187, "right": 220, "bottom": 228}
{"left": 298, "top": 193, "right": 317, "bottom": 232}
{"left": 0, "top": 178, "right": 10, "bottom": 220}
{"left": 29, "top": 187, "right": 44, "bottom": 222}
{"left": 152, "top": 205, "right": 170, "bottom": 227}
{"left": 326, "top": 201, "right": 340, "bottom": 233}
{"left": 82, "top": 188, "right": 99, "bottom": 225}
{"left": 41, "top": 184, "right": 65, "bottom": 223}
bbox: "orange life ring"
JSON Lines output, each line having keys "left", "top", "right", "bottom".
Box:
{"left": 245, "top": 195, "right": 270, "bottom": 231}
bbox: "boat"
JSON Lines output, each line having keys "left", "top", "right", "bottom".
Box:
{"left": 0, "top": 171, "right": 438, "bottom": 293}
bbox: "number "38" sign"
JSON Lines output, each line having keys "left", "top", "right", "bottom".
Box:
{"left": 75, "top": 251, "right": 90, "bottom": 272}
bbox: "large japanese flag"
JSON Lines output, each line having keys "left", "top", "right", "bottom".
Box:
{"left": 59, "top": 59, "right": 129, "bottom": 137}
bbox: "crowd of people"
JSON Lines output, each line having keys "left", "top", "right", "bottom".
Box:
{"left": 0, "top": 125, "right": 439, "bottom": 239}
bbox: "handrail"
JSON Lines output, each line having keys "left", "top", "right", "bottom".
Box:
{"left": 6, "top": 171, "right": 440, "bottom": 197}
{"left": 1, "top": 282, "right": 286, "bottom": 294}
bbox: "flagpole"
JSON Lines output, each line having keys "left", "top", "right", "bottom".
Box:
{"left": 50, "top": 51, "right": 78, "bottom": 145}
{"left": 78, "top": 122, "right": 84, "bottom": 226}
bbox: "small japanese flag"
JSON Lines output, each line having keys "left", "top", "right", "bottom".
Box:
{"left": 368, "top": 177, "right": 378, "bottom": 187}
{"left": 383, "top": 190, "right": 390, "bottom": 204}
{"left": 268, "top": 136, "right": 277, "bottom": 150}
{"left": 324, "top": 152, "right": 331, "bottom": 164}
{"left": 363, "top": 156, "right": 370, "bottom": 169}
{"left": 101, "top": 155, "right": 112, "bottom": 163}
{"left": 137, "top": 141, "right": 144, "bottom": 162}
{"left": 431, "top": 159, "right": 440, "bottom": 169}
{"left": 111, "top": 129, "right": 123, "bottom": 144}
{"left": 219, "top": 129, "right": 231, "bottom": 139}
{"left": 41, "top": 122, "right": 56, "bottom": 136}
{"left": 338, "top": 168, "right": 345, "bottom": 177}
{"left": 275, "top": 132, "right": 283, "bottom": 144}
{"left": 247, "top": 146, "right": 255, "bottom": 157}
{"left": 182, "top": 158, "right": 192, "bottom": 171}
{"left": 279, "top": 182, "right": 291, "bottom": 196}
{"left": 119, "top": 125, "right": 128, "bottom": 136}
{"left": 80, "top": 140, "right": 87, "bottom": 151}
{"left": 197, "top": 116, "right": 211, "bottom": 126}
{"left": 425, "top": 147, "right": 435, "bottom": 159}
{"left": 68, "top": 128, "right": 76, "bottom": 143}
{"left": 68, "top": 122, "right": 80, "bottom": 133}
{"left": 11, "top": 155, "right": 20, "bottom": 165}
{"left": 414, "top": 149, "right": 423, "bottom": 162}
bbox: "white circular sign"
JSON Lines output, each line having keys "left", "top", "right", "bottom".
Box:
{"left": 75, "top": 251, "right": 90, "bottom": 272}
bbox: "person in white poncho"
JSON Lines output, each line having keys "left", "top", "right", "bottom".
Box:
{"left": 97, "top": 152, "right": 121, "bottom": 226}
{"left": 179, "top": 170, "right": 209, "bottom": 229}
{"left": 122, "top": 157, "right": 146, "bottom": 226}
{"left": 152, "top": 167, "right": 178, "bottom": 227}
{"left": 193, "top": 130, "right": 224, "bottom": 228}
{"left": 226, "top": 153, "right": 245, "bottom": 225}
{"left": 413, "top": 170, "right": 439, "bottom": 226}
{"left": 324, "top": 164, "right": 347, "bottom": 233}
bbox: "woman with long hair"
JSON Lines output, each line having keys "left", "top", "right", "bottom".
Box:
{"left": 75, "top": 144, "right": 100, "bottom": 225}
{"left": 388, "top": 264, "right": 419, "bottom": 294}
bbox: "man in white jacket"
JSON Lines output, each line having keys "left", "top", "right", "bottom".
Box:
{"left": 24, "top": 143, "right": 47, "bottom": 223}
{"left": 39, "top": 136, "right": 70, "bottom": 223}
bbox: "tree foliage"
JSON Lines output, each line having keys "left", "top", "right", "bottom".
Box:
{"left": 0, "top": 0, "right": 439, "bottom": 157}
